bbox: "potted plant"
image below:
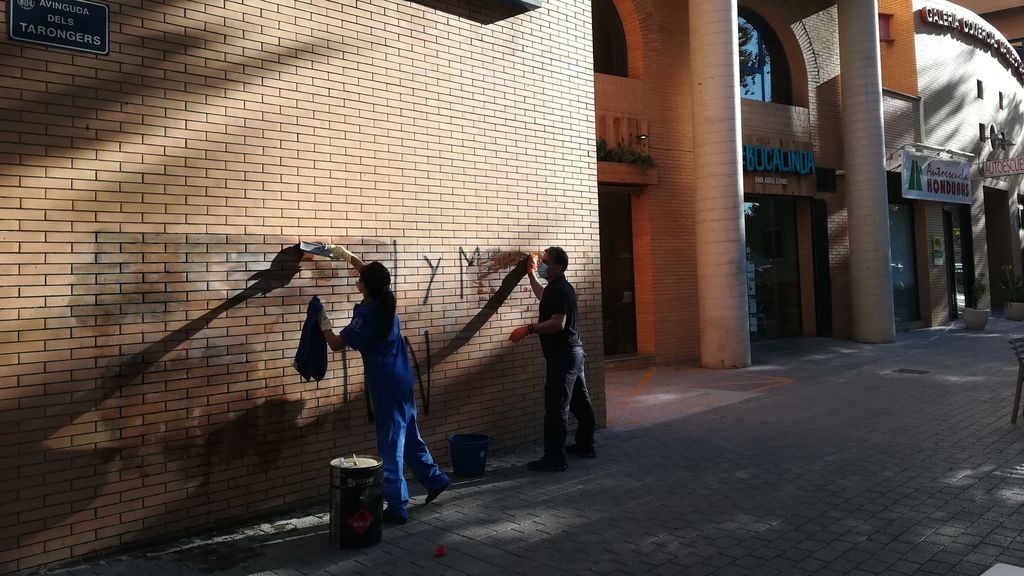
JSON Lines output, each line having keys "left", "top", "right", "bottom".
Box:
{"left": 1000, "top": 265, "right": 1024, "bottom": 321}
{"left": 963, "top": 271, "right": 989, "bottom": 330}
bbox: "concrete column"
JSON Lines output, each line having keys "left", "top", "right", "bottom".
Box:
{"left": 838, "top": 0, "right": 895, "bottom": 343}
{"left": 689, "top": 0, "right": 750, "bottom": 368}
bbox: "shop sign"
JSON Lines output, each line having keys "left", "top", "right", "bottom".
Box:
{"left": 902, "top": 149, "right": 972, "bottom": 205}
{"left": 742, "top": 144, "right": 815, "bottom": 175}
{"left": 982, "top": 156, "right": 1024, "bottom": 178}
{"left": 919, "top": 6, "right": 1024, "bottom": 85}
{"left": 6, "top": 0, "right": 108, "bottom": 55}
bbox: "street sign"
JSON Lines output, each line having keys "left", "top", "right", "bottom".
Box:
{"left": 7, "top": 0, "right": 109, "bottom": 55}
{"left": 982, "top": 156, "right": 1024, "bottom": 178}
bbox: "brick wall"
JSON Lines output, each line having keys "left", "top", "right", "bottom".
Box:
{"left": 0, "top": 0, "right": 601, "bottom": 571}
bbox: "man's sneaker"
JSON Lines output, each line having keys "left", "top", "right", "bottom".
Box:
{"left": 382, "top": 506, "right": 408, "bottom": 524}
{"left": 565, "top": 444, "right": 597, "bottom": 458}
{"left": 527, "top": 458, "right": 568, "bottom": 472}
{"left": 425, "top": 479, "right": 449, "bottom": 505}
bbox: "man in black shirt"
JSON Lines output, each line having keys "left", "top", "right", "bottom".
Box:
{"left": 509, "top": 247, "right": 596, "bottom": 472}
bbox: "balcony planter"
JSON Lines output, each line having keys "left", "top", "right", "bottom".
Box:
{"left": 597, "top": 161, "right": 658, "bottom": 185}
{"left": 964, "top": 272, "right": 989, "bottom": 330}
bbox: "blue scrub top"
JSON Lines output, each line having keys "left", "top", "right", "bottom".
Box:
{"left": 341, "top": 299, "right": 414, "bottom": 399}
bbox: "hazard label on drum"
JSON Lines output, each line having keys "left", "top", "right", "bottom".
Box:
{"left": 347, "top": 508, "right": 375, "bottom": 534}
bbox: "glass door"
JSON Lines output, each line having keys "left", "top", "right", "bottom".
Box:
{"left": 598, "top": 189, "right": 637, "bottom": 356}
{"left": 888, "top": 203, "right": 920, "bottom": 323}
{"left": 944, "top": 206, "right": 969, "bottom": 318}
{"left": 744, "top": 197, "right": 801, "bottom": 339}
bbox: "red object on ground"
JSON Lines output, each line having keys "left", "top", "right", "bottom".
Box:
{"left": 434, "top": 545, "right": 447, "bottom": 557}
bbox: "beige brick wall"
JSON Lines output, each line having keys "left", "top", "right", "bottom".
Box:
{"left": 0, "top": 0, "right": 602, "bottom": 570}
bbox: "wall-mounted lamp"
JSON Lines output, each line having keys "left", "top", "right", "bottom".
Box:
{"left": 637, "top": 134, "right": 648, "bottom": 142}
{"left": 980, "top": 124, "right": 1016, "bottom": 150}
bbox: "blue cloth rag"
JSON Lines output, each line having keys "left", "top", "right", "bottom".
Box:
{"left": 294, "top": 296, "right": 328, "bottom": 382}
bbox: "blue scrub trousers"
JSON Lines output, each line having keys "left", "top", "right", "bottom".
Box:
{"left": 372, "top": 386, "right": 450, "bottom": 519}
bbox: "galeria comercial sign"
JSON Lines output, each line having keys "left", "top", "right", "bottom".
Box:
{"left": 919, "top": 6, "right": 1024, "bottom": 85}
{"left": 902, "top": 149, "right": 972, "bottom": 205}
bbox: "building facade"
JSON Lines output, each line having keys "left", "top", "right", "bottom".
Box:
{"left": 0, "top": 1, "right": 602, "bottom": 571}
{"left": 594, "top": 0, "right": 896, "bottom": 372}
{"left": 594, "top": 0, "right": 1024, "bottom": 372}
{"left": 2, "top": 0, "right": 1021, "bottom": 571}
{"left": 877, "top": 0, "right": 1024, "bottom": 327}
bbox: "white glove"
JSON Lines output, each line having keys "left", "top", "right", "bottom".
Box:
{"left": 326, "top": 244, "right": 357, "bottom": 265}
{"left": 319, "top": 309, "right": 333, "bottom": 332}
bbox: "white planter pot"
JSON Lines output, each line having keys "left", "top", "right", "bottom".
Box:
{"left": 1006, "top": 302, "right": 1024, "bottom": 321}
{"left": 963, "top": 308, "right": 990, "bottom": 330}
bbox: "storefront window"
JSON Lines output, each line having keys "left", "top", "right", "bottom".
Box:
{"left": 738, "top": 10, "right": 792, "bottom": 104}
{"left": 593, "top": 0, "right": 628, "bottom": 77}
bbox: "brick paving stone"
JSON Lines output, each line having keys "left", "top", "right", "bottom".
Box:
{"left": 25, "top": 323, "right": 1024, "bottom": 576}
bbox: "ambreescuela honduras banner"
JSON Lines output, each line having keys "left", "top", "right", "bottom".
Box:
{"left": 902, "top": 149, "right": 972, "bottom": 205}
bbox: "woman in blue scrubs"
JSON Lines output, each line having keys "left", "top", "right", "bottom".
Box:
{"left": 320, "top": 255, "right": 450, "bottom": 524}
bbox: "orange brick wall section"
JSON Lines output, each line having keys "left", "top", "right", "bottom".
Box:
{"left": 0, "top": 0, "right": 601, "bottom": 571}
{"left": 880, "top": 0, "right": 919, "bottom": 96}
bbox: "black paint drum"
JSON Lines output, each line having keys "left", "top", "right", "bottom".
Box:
{"left": 329, "top": 456, "right": 384, "bottom": 549}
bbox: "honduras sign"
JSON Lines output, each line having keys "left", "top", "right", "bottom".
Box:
{"left": 7, "top": 0, "right": 109, "bottom": 55}
{"left": 902, "top": 149, "right": 971, "bottom": 205}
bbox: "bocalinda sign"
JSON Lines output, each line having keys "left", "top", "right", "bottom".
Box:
{"left": 902, "top": 149, "right": 972, "bottom": 205}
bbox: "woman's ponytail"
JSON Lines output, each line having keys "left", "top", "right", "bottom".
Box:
{"left": 358, "top": 262, "right": 397, "bottom": 338}
{"left": 378, "top": 288, "right": 396, "bottom": 336}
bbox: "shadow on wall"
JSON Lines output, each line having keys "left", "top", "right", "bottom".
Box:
{"left": 2, "top": 242, "right": 536, "bottom": 571}
{"left": 46, "top": 245, "right": 308, "bottom": 439}
{"left": 403, "top": 0, "right": 532, "bottom": 25}
{"left": 0, "top": 0, "right": 543, "bottom": 568}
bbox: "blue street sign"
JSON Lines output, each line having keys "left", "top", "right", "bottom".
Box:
{"left": 7, "top": 0, "right": 109, "bottom": 55}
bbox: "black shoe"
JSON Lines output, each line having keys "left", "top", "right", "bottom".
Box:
{"left": 565, "top": 444, "right": 596, "bottom": 458}
{"left": 527, "top": 458, "right": 568, "bottom": 472}
{"left": 425, "top": 480, "right": 449, "bottom": 505}
{"left": 382, "top": 507, "right": 408, "bottom": 524}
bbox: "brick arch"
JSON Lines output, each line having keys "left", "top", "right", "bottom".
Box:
{"left": 792, "top": 18, "right": 822, "bottom": 91}
{"left": 609, "top": 0, "right": 650, "bottom": 79}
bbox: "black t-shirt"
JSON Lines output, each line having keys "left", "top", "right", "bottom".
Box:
{"left": 538, "top": 275, "right": 582, "bottom": 358}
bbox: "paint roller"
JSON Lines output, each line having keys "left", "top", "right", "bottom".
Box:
{"left": 299, "top": 241, "right": 358, "bottom": 265}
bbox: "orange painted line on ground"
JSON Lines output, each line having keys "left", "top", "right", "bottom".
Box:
{"left": 749, "top": 378, "right": 795, "bottom": 394}
{"left": 630, "top": 367, "right": 655, "bottom": 396}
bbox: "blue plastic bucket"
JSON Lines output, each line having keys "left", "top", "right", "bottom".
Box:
{"left": 448, "top": 433, "right": 494, "bottom": 477}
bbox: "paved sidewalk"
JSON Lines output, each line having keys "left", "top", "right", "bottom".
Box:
{"left": 30, "top": 319, "right": 1024, "bottom": 576}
